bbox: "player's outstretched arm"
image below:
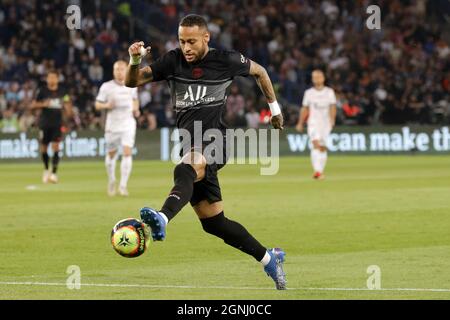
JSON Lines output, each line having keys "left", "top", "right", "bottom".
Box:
{"left": 249, "top": 60, "right": 284, "bottom": 130}
{"left": 125, "top": 41, "right": 153, "bottom": 88}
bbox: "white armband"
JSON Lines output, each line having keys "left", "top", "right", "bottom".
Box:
{"left": 268, "top": 101, "right": 281, "bottom": 116}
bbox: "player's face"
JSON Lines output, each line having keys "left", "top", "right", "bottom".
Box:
{"left": 312, "top": 71, "right": 325, "bottom": 87}
{"left": 46, "top": 73, "right": 59, "bottom": 88}
{"left": 178, "top": 25, "right": 210, "bottom": 63}
{"left": 113, "top": 62, "right": 127, "bottom": 82}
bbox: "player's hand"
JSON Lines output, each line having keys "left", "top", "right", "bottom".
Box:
{"left": 296, "top": 122, "right": 304, "bottom": 132}
{"left": 133, "top": 109, "right": 141, "bottom": 118}
{"left": 271, "top": 114, "right": 284, "bottom": 130}
{"left": 330, "top": 121, "right": 335, "bottom": 129}
{"left": 128, "top": 41, "right": 151, "bottom": 59}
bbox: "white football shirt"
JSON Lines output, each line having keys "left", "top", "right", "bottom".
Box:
{"left": 302, "top": 86, "right": 336, "bottom": 128}
{"left": 96, "top": 80, "right": 138, "bottom": 132}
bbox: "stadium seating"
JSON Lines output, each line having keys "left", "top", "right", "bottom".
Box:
{"left": 0, "top": 0, "right": 449, "bottom": 133}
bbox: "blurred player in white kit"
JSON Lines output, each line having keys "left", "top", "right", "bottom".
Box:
{"left": 296, "top": 70, "right": 336, "bottom": 179}
{"left": 95, "top": 60, "right": 140, "bottom": 196}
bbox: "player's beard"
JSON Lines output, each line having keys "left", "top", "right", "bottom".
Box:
{"left": 185, "top": 46, "right": 207, "bottom": 64}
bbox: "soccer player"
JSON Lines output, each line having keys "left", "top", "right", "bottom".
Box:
{"left": 296, "top": 70, "right": 337, "bottom": 180}
{"left": 32, "top": 70, "right": 72, "bottom": 184}
{"left": 125, "top": 15, "right": 287, "bottom": 290}
{"left": 95, "top": 60, "right": 140, "bottom": 197}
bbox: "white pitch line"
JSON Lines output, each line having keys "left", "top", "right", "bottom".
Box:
{"left": 0, "top": 281, "right": 450, "bottom": 293}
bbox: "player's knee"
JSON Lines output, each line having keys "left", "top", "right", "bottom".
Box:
{"left": 51, "top": 143, "right": 60, "bottom": 152}
{"left": 194, "top": 201, "right": 224, "bottom": 219}
{"left": 180, "top": 152, "right": 206, "bottom": 181}
{"left": 174, "top": 162, "right": 197, "bottom": 183}
{"left": 193, "top": 165, "right": 206, "bottom": 181}
{"left": 312, "top": 141, "right": 321, "bottom": 150}
{"left": 200, "top": 212, "right": 225, "bottom": 235}
{"left": 122, "top": 146, "right": 132, "bottom": 157}
{"left": 181, "top": 151, "right": 206, "bottom": 166}
{"left": 108, "top": 150, "right": 117, "bottom": 159}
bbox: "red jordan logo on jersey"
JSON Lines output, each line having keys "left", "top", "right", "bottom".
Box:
{"left": 192, "top": 67, "right": 203, "bottom": 79}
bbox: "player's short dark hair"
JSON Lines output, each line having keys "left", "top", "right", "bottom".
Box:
{"left": 179, "top": 14, "right": 208, "bottom": 30}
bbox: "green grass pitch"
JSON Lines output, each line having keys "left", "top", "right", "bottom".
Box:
{"left": 0, "top": 155, "right": 449, "bottom": 299}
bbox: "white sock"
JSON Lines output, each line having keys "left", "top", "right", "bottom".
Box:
{"left": 120, "top": 155, "right": 132, "bottom": 189}
{"left": 105, "top": 154, "right": 117, "bottom": 183}
{"left": 260, "top": 251, "right": 271, "bottom": 266}
{"left": 319, "top": 151, "right": 328, "bottom": 173}
{"left": 311, "top": 149, "right": 322, "bottom": 173}
{"left": 158, "top": 211, "right": 169, "bottom": 225}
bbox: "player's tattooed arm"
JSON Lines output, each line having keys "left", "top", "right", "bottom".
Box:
{"left": 249, "top": 60, "right": 284, "bottom": 130}
{"left": 125, "top": 65, "right": 154, "bottom": 87}
{"left": 249, "top": 60, "right": 276, "bottom": 103}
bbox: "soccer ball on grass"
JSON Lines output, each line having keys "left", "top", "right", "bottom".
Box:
{"left": 111, "top": 218, "right": 149, "bottom": 258}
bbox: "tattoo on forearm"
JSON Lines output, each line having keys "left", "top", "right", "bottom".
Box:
{"left": 142, "top": 69, "right": 153, "bottom": 81}
{"left": 255, "top": 71, "right": 276, "bottom": 102}
{"left": 126, "top": 64, "right": 140, "bottom": 86}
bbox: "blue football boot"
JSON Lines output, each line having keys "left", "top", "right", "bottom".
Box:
{"left": 139, "top": 207, "right": 167, "bottom": 241}
{"left": 264, "top": 248, "right": 287, "bottom": 290}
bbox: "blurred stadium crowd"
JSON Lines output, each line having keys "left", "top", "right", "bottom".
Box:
{"left": 0, "top": 0, "right": 449, "bottom": 133}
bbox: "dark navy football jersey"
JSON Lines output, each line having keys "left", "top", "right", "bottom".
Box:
{"left": 150, "top": 48, "right": 251, "bottom": 135}
{"left": 35, "top": 86, "right": 70, "bottom": 129}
